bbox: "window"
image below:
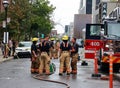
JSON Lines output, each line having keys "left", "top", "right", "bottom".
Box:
{"left": 90, "top": 25, "right": 101, "bottom": 36}
{"left": 96, "top": 0, "right": 100, "bottom": 10}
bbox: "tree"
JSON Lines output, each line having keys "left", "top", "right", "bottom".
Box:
{"left": 0, "top": 0, "right": 55, "bottom": 41}
{"left": 30, "top": 0, "right": 55, "bottom": 37}
{"left": 8, "top": 0, "right": 31, "bottom": 41}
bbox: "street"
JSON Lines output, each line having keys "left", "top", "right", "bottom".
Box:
{"left": 0, "top": 58, "right": 119, "bottom": 88}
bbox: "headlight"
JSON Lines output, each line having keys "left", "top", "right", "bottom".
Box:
{"left": 25, "top": 48, "right": 31, "bottom": 52}
{"left": 105, "top": 44, "right": 109, "bottom": 48}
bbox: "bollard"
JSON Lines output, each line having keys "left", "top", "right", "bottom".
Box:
{"left": 109, "top": 53, "right": 113, "bottom": 88}
{"left": 91, "top": 49, "right": 101, "bottom": 78}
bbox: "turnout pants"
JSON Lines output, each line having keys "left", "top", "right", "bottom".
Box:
{"left": 31, "top": 56, "right": 40, "bottom": 73}
{"left": 39, "top": 52, "right": 50, "bottom": 74}
{"left": 71, "top": 53, "right": 79, "bottom": 74}
{"left": 59, "top": 51, "right": 71, "bottom": 74}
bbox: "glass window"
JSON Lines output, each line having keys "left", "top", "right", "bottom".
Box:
{"left": 96, "top": 0, "right": 100, "bottom": 10}
{"left": 90, "top": 25, "right": 101, "bottom": 36}
{"left": 108, "top": 23, "right": 120, "bottom": 37}
{"left": 19, "top": 42, "right": 32, "bottom": 47}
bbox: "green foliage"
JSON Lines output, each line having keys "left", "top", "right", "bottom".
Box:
{"left": 0, "top": 0, "right": 55, "bottom": 41}
{"left": 30, "top": 0, "right": 55, "bottom": 37}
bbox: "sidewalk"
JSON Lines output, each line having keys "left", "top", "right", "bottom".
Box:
{"left": 0, "top": 50, "right": 13, "bottom": 63}
{"left": 0, "top": 56, "right": 13, "bottom": 63}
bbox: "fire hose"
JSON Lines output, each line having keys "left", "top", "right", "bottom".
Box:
{"left": 31, "top": 62, "right": 70, "bottom": 88}
{"left": 32, "top": 74, "right": 70, "bottom": 88}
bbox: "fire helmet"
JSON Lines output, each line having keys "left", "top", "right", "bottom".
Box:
{"left": 32, "top": 37, "right": 38, "bottom": 42}
{"left": 50, "top": 37, "right": 55, "bottom": 41}
{"left": 62, "top": 35, "right": 68, "bottom": 40}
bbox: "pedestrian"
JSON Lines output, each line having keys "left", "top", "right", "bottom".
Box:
{"left": 70, "top": 37, "right": 79, "bottom": 74}
{"left": 12, "top": 40, "right": 16, "bottom": 56}
{"left": 38, "top": 35, "right": 51, "bottom": 75}
{"left": 54, "top": 39, "right": 60, "bottom": 59}
{"left": 31, "top": 37, "right": 39, "bottom": 73}
{"left": 3, "top": 43, "right": 9, "bottom": 58}
{"left": 59, "top": 35, "right": 71, "bottom": 75}
{"left": 8, "top": 38, "right": 13, "bottom": 56}
{"left": 1, "top": 41, "right": 5, "bottom": 55}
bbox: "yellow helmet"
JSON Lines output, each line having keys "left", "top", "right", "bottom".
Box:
{"left": 62, "top": 35, "right": 68, "bottom": 40}
{"left": 50, "top": 37, "right": 55, "bottom": 41}
{"left": 32, "top": 37, "right": 38, "bottom": 42}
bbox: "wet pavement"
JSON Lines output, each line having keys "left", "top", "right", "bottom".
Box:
{"left": 49, "top": 59, "right": 120, "bottom": 88}
{"left": 0, "top": 59, "right": 66, "bottom": 88}
{"left": 0, "top": 58, "right": 120, "bottom": 88}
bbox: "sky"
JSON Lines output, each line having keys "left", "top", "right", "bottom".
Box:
{"left": 49, "top": 0, "right": 80, "bottom": 34}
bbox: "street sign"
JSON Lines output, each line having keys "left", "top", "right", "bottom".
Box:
{"left": 3, "top": 32, "right": 9, "bottom": 43}
{"left": 2, "top": 21, "right": 6, "bottom": 28}
{"left": 41, "top": 34, "right": 44, "bottom": 38}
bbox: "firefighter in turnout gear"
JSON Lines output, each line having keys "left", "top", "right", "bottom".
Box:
{"left": 38, "top": 35, "right": 51, "bottom": 75}
{"left": 54, "top": 39, "right": 60, "bottom": 59}
{"left": 59, "top": 35, "right": 71, "bottom": 75}
{"left": 49, "top": 37, "right": 55, "bottom": 59}
{"left": 31, "top": 37, "right": 40, "bottom": 73}
{"left": 70, "top": 37, "right": 79, "bottom": 74}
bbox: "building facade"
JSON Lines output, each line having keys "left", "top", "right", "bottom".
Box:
{"left": 74, "top": 0, "right": 92, "bottom": 39}
{"left": 74, "top": 14, "right": 92, "bottom": 38}
{"left": 79, "top": 0, "right": 92, "bottom": 14}
{"left": 92, "top": 0, "right": 120, "bottom": 23}
{"left": 0, "top": 0, "right": 11, "bottom": 12}
{"left": 0, "top": 0, "right": 3, "bottom": 12}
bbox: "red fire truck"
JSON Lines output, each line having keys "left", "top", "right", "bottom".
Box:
{"left": 85, "top": 18, "right": 120, "bottom": 72}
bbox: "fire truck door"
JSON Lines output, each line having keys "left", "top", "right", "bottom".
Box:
{"left": 85, "top": 24, "right": 104, "bottom": 59}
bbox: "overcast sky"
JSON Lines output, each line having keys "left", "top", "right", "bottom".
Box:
{"left": 49, "top": 0, "right": 80, "bottom": 34}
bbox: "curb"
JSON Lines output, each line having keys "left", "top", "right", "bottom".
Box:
{"left": 0, "top": 57, "right": 13, "bottom": 63}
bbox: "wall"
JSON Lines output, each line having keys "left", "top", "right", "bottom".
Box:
{"left": 74, "top": 14, "right": 92, "bottom": 38}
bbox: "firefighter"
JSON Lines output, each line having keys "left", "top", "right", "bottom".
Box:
{"left": 31, "top": 37, "right": 39, "bottom": 73}
{"left": 70, "top": 37, "right": 79, "bottom": 74}
{"left": 49, "top": 37, "right": 55, "bottom": 59}
{"left": 54, "top": 39, "right": 60, "bottom": 59}
{"left": 59, "top": 35, "right": 71, "bottom": 75}
{"left": 38, "top": 35, "right": 51, "bottom": 75}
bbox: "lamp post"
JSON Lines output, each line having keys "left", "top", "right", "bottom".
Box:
{"left": 2, "top": 0, "right": 9, "bottom": 58}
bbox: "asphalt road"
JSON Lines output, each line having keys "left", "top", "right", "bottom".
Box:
{"left": 0, "top": 58, "right": 120, "bottom": 88}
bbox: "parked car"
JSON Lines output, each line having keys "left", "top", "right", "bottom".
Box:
{"left": 15, "top": 41, "right": 32, "bottom": 58}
